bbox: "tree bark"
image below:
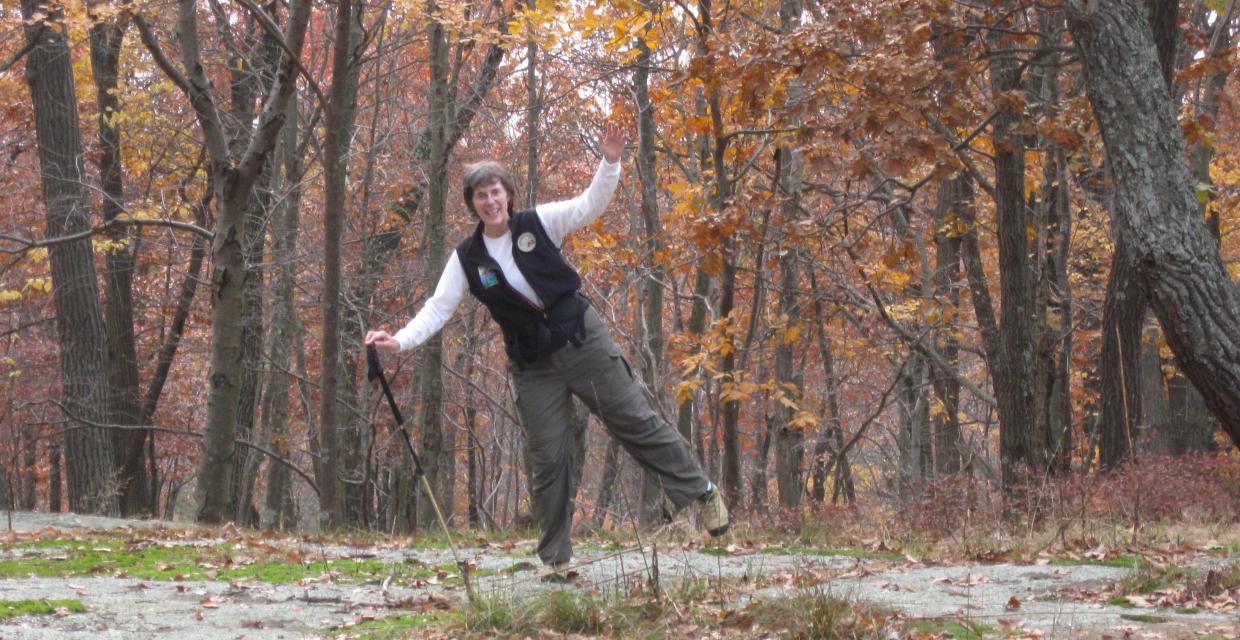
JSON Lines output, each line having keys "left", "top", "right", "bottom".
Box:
{"left": 1097, "top": 0, "right": 1181, "bottom": 470}
{"left": 23, "top": 0, "right": 118, "bottom": 515}
{"left": 931, "top": 175, "right": 965, "bottom": 475}
{"left": 1065, "top": 0, "right": 1240, "bottom": 446}
{"left": 696, "top": 0, "right": 740, "bottom": 507}
{"left": 772, "top": 0, "right": 805, "bottom": 510}
{"left": 262, "top": 94, "right": 302, "bottom": 531}
{"left": 88, "top": 12, "right": 148, "bottom": 515}
{"left": 416, "top": 0, "right": 451, "bottom": 530}
{"left": 1099, "top": 239, "right": 1145, "bottom": 469}
{"left": 137, "top": 0, "right": 313, "bottom": 524}
{"left": 990, "top": 3, "right": 1042, "bottom": 488}
{"left": 634, "top": 4, "right": 670, "bottom": 526}
{"left": 318, "top": 0, "right": 362, "bottom": 528}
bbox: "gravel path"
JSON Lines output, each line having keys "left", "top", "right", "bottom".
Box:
{"left": 0, "top": 511, "right": 1234, "bottom": 639}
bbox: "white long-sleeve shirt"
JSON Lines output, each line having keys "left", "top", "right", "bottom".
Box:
{"left": 392, "top": 158, "right": 621, "bottom": 351}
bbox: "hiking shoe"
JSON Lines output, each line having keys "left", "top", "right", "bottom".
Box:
{"left": 699, "top": 488, "right": 729, "bottom": 537}
{"left": 541, "top": 561, "right": 574, "bottom": 584}
{"left": 655, "top": 505, "right": 697, "bottom": 543}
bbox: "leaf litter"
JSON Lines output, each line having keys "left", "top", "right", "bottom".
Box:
{"left": 0, "top": 511, "right": 1236, "bottom": 638}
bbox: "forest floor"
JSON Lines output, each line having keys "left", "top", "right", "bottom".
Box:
{"left": 0, "top": 511, "right": 1235, "bottom": 639}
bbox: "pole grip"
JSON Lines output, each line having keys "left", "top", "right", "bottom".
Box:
{"left": 366, "top": 345, "right": 423, "bottom": 477}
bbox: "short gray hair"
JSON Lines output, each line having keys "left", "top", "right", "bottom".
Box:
{"left": 462, "top": 161, "right": 516, "bottom": 216}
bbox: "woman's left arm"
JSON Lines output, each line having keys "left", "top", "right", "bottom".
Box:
{"left": 538, "top": 123, "right": 629, "bottom": 245}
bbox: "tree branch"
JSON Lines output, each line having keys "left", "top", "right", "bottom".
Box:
{"left": 0, "top": 24, "right": 42, "bottom": 74}
{"left": 231, "top": 0, "right": 329, "bottom": 109}
{"left": 0, "top": 216, "right": 212, "bottom": 254}
{"left": 131, "top": 9, "right": 229, "bottom": 164}
{"left": 860, "top": 281, "right": 998, "bottom": 408}
{"left": 48, "top": 400, "right": 318, "bottom": 496}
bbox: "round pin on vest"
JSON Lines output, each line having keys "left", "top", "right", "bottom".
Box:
{"left": 517, "top": 231, "right": 537, "bottom": 252}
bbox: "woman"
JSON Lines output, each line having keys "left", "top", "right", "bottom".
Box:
{"left": 365, "top": 123, "right": 727, "bottom": 581}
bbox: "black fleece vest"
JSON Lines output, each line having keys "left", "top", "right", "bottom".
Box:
{"left": 456, "top": 210, "right": 588, "bottom": 365}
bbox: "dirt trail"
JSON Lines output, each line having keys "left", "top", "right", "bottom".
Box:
{"left": 0, "top": 512, "right": 1234, "bottom": 639}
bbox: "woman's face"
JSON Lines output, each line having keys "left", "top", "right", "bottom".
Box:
{"left": 472, "top": 178, "right": 510, "bottom": 233}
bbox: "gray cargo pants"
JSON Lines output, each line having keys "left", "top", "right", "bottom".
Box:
{"left": 511, "top": 305, "right": 711, "bottom": 566}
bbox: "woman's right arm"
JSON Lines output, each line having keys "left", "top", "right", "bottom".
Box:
{"left": 365, "top": 251, "right": 467, "bottom": 352}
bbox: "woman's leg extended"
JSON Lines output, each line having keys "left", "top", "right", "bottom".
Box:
{"left": 512, "top": 363, "right": 576, "bottom": 565}
{"left": 557, "top": 308, "right": 711, "bottom": 508}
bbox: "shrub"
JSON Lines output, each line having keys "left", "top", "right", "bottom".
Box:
{"left": 889, "top": 453, "right": 1240, "bottom": 543}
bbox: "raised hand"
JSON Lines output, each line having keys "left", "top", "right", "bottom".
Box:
{"left": 599, "top": 121, "right": 628, "bottom": 164}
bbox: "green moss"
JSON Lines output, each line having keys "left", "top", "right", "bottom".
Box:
{"left": 0, "top": 537, "right": 425, "bottom": 585}
{"left": 1049, "top": 554, "right": 1144, "bottom": 569}
{"left": 905, "top": 619, "right": 991, "bottom": 640}
{"left": 1120, "top": 613, "right": 1168, "bottom": 623}
{"left": 1108, "top": 597, "right": 1135, "bottom": 608}
{"left": 502, "top": 561, "right": 537, "bottom": 574}
{"left": 759, "top": 545, "right": 903, "bottom": 561}
{"left": 324, "top": 612, "right": 459, "bottom": 639}
{"left": 0, "top": 599, "right": 86, "bottom": 621}
{"left": 1118, "top": 564, "right": 1193, "bottom": 594}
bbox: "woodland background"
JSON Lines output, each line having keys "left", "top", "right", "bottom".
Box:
{"left": 2, "top": 0, "right": 1239, "bottom": 535}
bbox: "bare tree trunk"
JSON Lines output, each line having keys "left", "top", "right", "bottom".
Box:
{"left": 685, "top": 0, "right": 740, "bottom": 508}
{"left": 262, "top": 95, "right": 302, "bottom": 531}
{"left": 21, "top": 426, "right": 37, "bottom": 509}
{"left": 135, "top": 0, "right": 313, "bottom": 524}
{"left": 23, "top": 0, "right": 118, "bottom": 515}
{"left": 88, "top": 12, "right": 148, "bottom": 516}
{"left": 1043, "top": 147, "right": 1074, "bottom": 472}
{"left": 773, "top": 249, "right": 805, "bottom": 508}
{"left": 49, "top": 441, "right": 62, "bottom": 512}
{"left": 632, "top": 23, "right": 668, "bottom": 525}
{"left": 1065, "top": 0, "right": 1240, "bottom": 446}
{"left": 593, "top": 439, "right": 620, "bottom": 528}
{"left": 318, "top": 0, "right": 363, "bottom": 528}
{"left": 1097, "top": 0, "right": 1182, "bottom": 470}
{"left": 772, "top": 0, "right": 805, "bottom": 509}
{"left": 931, "top": 176, "right": 965, "bottom": 475}
{"left": 989, "top": 2, "right": 1041, "bottom": 487}
{"left": 1027, "top": 8, "right": 1073, "bottom": 475}
{"left": 416, "top": 0, "right": 451, "bottom": 530}
{"left": 810, "top": 268, "right": 855, "bottom": 504}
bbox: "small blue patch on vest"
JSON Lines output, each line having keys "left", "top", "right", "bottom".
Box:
{"left": 479, "top": 267, "right": 499, "bottom": 288}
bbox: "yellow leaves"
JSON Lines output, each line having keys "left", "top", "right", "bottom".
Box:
{"left": 719, "top": 380, "right": 759, "bottom": 403}
{"left": 93, "top": 237, "right": 130, "bottom": 254}
{"left": 0, "top": 290, "right": 22, "bottom": 303}
{"left": 936, "top": 213, "right": 969, "bottom": 239}
{"left": 881, "top": 242, "right": 916, "bottom": 270}
{"left": 25, "top": 278, "right": 52, "bottom": 294}
{"left": 883, "top": 299, "right": 920, "bottom": 323}
{"left": 2, "top": 357, "right": 19, "bottom": 379}
{"left": 782, "top": 324, "right": 802, "bottom": 346}
{"left": 788, "top": 410, "right": 818, "bottom": 431}
{"left": 675, "top": 378, "right": 703, "bottom": 406}
{"left": 869, "top": 262, "right": 910, "bottom": 290}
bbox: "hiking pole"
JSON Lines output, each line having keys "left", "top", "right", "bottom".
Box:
{"left": 366, "top": 345, "right": 475, "bottom": 603}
